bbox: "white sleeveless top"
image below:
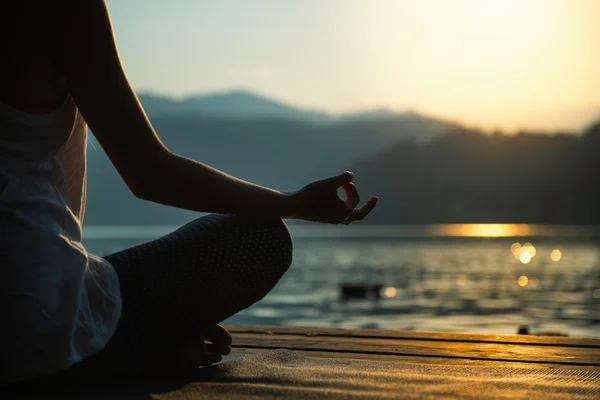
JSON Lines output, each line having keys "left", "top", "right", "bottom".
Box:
{"left": 0, "top": 96, "right": 122, "bottom": 384}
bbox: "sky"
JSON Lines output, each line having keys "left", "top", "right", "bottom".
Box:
{"left": 107, "top": 0, "right": 599, "bottom": 132}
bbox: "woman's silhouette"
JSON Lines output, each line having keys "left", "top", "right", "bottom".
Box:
{"left": 0, "top": 0, "right": 378, "bottom": 385}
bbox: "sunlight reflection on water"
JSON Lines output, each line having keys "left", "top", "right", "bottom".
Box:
{"left": 434, "top": 223, "right": 532, "bottom": 237}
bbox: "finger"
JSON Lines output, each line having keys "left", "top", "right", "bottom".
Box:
{"left": 347, "top": 197, "right": 379, "bottom": 222}
{"left": 341, "top": 182, "right": 360, "bottom": 209}
{"left": 204, "top": 324, "right": 233, "bottom": 346}
{"left": 205, "top": 343, "right": 231, "bottom": 355}
{"left": 328, "top": 171, "right": 354, "bottom": 188}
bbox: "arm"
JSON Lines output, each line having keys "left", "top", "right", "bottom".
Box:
{"left": 42, "top": 0, "right": 377, "bottom": 222}
{"left": 43, "top": 0, "right": 297, "bottom": 217}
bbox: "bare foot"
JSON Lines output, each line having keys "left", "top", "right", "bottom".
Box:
{"left": 199, "top": 324, "right": 232, "bottom": 366}
{"left": 156, "top": 325, "right": 232, "bottom": 373}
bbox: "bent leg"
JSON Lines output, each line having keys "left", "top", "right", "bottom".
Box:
{"left": 108, "top": 214, "right": 293, "bottom": 331}
{"left": 73, "top": 214, "right": 293, "bottom": 373}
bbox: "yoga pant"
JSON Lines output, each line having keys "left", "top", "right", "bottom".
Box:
{"left": 29, "top": 214, "right": 292, "bottom": 381}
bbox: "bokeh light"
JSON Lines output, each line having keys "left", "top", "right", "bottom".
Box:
{"left": 519, "top": 252, "right": 532, "bottom": 264}
{"left": 518, "top": 276, "right": 529, "bottom": 287}
{"left": 550, "top": 249, "right": 562, "bottom": 262}
{"left": 384, "top": 287, "right": 397, "bottom": 298}
{"left": 511, "top": 242, "right": 521, "bottom": 256}
{"left": 514, "top": 242, "right": 536, "bottom": 263}
{"left": 522, "top": 243, "right": 536, "bottom": 257}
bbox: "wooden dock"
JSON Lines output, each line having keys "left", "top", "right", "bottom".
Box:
{"left": 4, "top": 325, "right": 600, "bottom": 399}
{"left": 227, "top": 325, "right": 600, "bottom": 370}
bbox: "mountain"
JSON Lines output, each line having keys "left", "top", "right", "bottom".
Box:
{"left": 137, "top": 90, "right": 425, "bottom": 124}
{"left": 338, "top": 108, "right": 412, "bottom": 122}
{"left": 347, "top": 121, "right": 600, "bottom": 224}
{"left": 138, "top": 90, "right": 331, "bottom": 122}
{"left": 85, "top": 91, "right": 456, "bottom": 226}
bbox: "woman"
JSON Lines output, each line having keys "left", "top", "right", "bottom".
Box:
{"left": 0, "top": 0, "right": 378, "bottom": 385}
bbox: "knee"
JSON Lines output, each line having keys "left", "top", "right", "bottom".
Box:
{"left": 263, "top": 217, "right": 294, "bottom": 273}
{"left": 225, "top": 215, "right": 293, "bottom": 300}
{"left": 184, "top": 215, "right": 294, "bottom": 324}
{"left": 243, "top": 216, "right": 293, "bottom": 280}
{"left": 199, "top": 213, "right": 293, "bottom": 276}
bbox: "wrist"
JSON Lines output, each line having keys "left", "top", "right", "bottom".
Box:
{"left": 279, "top": 190, "right": 301, "bottom": 219}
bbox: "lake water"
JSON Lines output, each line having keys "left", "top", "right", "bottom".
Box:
{"left": 83, "top": 223, "right": 600, "bottom": 338}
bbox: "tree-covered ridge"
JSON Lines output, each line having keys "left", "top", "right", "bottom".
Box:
{"left": 351, "top": 120, "right": 600, "bottom": 224}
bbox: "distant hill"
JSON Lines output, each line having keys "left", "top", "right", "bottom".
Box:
{"left": 138, "top": 90, "right": 331, "bottom": 122}
{"left": 348, "top": 121, "right": 600, "bottom": 224}
{"left": 137, "top": 90, "right": 424, "bottom": 124}
{"left": 85, "top": 91, "right": 456, "bottom": 226}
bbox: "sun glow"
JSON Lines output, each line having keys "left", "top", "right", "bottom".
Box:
{"left": 381, "top": 0, "right": 578, "bottom": 130}
{"left": 109, "top": 0, "right": 599, "bottom": 131}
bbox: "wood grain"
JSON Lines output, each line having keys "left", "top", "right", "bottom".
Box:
{"left": 230, "top": 347, "right": 600, "bottom": 370}
{"left": 226, "top": 325, "right": 600, "bottom": 348}
{"left": 225, "top": 325, "right": 600, "bottom": 368}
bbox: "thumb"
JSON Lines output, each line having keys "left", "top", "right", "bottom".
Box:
{"left": 329, "top": 171, "right": 354, "bottom": 188}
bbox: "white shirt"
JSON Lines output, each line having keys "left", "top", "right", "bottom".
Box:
{"left": 0, "top": 96, "right": 122, "bottom": 384}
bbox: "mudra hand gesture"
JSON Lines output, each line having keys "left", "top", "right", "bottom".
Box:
{"left": 291, "top": 171, "right": 379, "bottom": 224}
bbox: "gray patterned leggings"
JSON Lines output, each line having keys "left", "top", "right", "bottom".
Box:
{"left": 69, "top": 214, "right": 293, "bottom": 375}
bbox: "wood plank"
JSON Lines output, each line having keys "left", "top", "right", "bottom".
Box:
{"left": 230, "top": 332, "right": 600, "bottom": 366}
{"left": 226, "top": 324, "right": 600, "bottom": 348}
{"left": 230, "top": 347, "right": 600, "bottom": 370}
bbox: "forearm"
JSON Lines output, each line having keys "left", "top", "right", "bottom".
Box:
{"left": 136, "top": 151, "right": 298, "bottom": 217}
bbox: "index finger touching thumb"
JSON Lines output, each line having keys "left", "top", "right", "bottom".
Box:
{"left": 330, "top": 171, "right": 354, "bottom": 187}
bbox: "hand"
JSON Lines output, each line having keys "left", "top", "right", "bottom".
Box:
{"left": 290, "top": 171, "right": 379, "bottom": 224}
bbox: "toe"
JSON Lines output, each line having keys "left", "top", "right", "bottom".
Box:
{"left": 204, "top": 324, "right": 233, "bottom": 346}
